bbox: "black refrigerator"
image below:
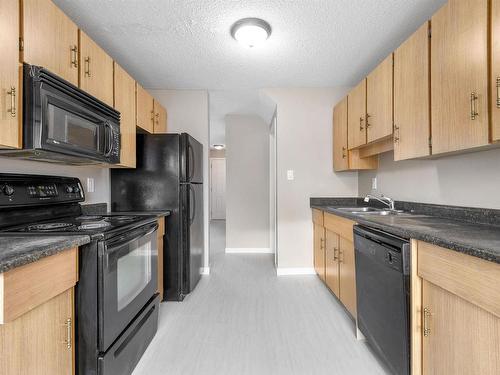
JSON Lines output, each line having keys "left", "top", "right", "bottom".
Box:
{"left": 111, "top": 133, "right": 204, "bottom": 301}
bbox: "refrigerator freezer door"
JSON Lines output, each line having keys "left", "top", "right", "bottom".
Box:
{"left": 180, "top": 133, "right": 204, "bottom": 183}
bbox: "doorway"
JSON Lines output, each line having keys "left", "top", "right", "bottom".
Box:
{"left": 210, "top": 158, "right": 226, "bottom": 220}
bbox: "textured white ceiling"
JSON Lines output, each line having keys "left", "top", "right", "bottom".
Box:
{"left": 53, "top": 0, "right": 445, "bottom": 90}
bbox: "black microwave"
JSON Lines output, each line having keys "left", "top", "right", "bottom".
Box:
{"left": 0, "top": 64, "right": 120, "bottom": 165}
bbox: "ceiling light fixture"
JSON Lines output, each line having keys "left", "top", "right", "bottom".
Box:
{"left": 230, "top": 18, "right": 272, "bottom": 48}
{"left": 213, "top": 144, "right": 225, "bottom": 150}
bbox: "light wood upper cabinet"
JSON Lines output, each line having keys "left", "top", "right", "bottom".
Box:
{"left": 136, "top": 83, "right": 154, "bottom": 133}
{"left": 492, "top": 0, "right": 500, "bottom": 141}
{"left": 325, "top": 229, "right": 340, "bottom": 297}
{"left": 431, "top": 0, "right": 489, "bottom": 155}
{"left": 0, "top": 0, "right": 21, "bottom": 149}
{"left": 79, "top": 30, "right": 114, "bottom": 107}
{"left": 366, "top": 54, "right": 393, "bottom": 143}
{"left": 333, "top": 97, "right": 349, "bottom": 171}
{"left": 113, "top": 63, "right": 136, "bottom": 168}
{"left": 23, "top": 0, "right": 79, "bottom": 86}
{"left": 153, "top": 100, "right": 167, "bottom": 133}
{"left": 313, "top": 223, "right": 326, "bottom": 281}
{"left": 347, "top": 79, "right": 367, "bottom": 149}
{"left": 0, "top": 289, "right": 74, "bottom": 375}
{"left": 333, "top": 98, "right": 378, "bottom": 171}
{"left": 394, "top": 22, "right": 431, "bottom": 161}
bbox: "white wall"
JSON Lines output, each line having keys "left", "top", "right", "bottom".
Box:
{"left": 225, "top": 114, "right": 270, "bottom": 250}
{"left": 262, "top": 88, "right": 359, "bottom": 270}
{"left": 0, "top": 158, "right": 110, "bottom": 205}
{"left": 149, "top": 89, "right": 210, "bottom": 272}
{"left": 359, "top": 148, "right": 500, "bottom": 209}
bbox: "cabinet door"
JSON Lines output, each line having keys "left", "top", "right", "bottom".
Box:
{"left": 394, "top": 22, "right": 430, "bottom": 160}
{"left": 333, "top": 97, "right": 349, "bottom": 171}
{"left": 136, "top": 83, "right": 154, "bottom": 133}
{"left": 153, "top": 100, "right": 167, "bottom": 133}
{"left": 23, "top": 0, "right": 79, "bottom": 86}
{"left": 366, "top": 54, "right": 393, "bottom": 143}
{"left": 113, "top": 63, "right": 136, "bottom": 168}
{"left": 431, "top": 0, "right": 489, "bottom": 155}
{"left": 492, "top": 0, "right": 500, "bottom": 141}
{"left": 325, "top": 229, "right": 340, "bottom": 297}
{"left": 0, "top": 0, "right": 21, "bottom": 149}
{"left": 422, "top": 280, "right": 500, "bottom": 375}
{"left": 339, "top": 238, "right": 356, "bottom": 317}
{"left": 347, "top": 79, "right": 367, "bottom": 149}
{"left": 79, "top": 30, "right": 114, "bottom": 106}
{"left": 0, "top": 289, "right": 74, "bottom": 375}
{"left": 313, "top": 223, "right": 325, "bottom": 281}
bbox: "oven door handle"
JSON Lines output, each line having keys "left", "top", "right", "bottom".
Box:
{"left": 105, "top": 222, "right": 158, "bottom": 254}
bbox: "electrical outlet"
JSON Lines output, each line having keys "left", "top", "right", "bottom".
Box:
{"left": 371, "top": 177, "right": 377, "bottom": 190}
{"left": 287, "top": 170, "right": 294, "bottom": 181}
{"left": 86, "top": 178, "right": 95, "bottom": 193}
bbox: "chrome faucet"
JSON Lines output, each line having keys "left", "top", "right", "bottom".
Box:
{"left": 364, "top": 194, "right": 396, "bottom": 211}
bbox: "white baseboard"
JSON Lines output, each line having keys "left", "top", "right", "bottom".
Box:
{"left": 225, "top": 247, "right": 273, "bottom": 254}
{"left": 276, "top": 267, "right": 316, "bottom": 276}
{"left": 200, "top": 267, "right": 210, "bottom": 275}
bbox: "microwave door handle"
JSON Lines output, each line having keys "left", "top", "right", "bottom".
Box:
{"left": 104, "top": 122, "right": 113, "bottom": 157}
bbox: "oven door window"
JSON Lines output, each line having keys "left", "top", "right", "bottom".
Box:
{"left": 46, "top": 101, "right": 103, "bottom": 154}
{"left": 117, "top": 239, "right": 152, "bottom": 311}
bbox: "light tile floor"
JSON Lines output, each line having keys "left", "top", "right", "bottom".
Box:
{"left": 132, "top": 220, "right": 389, "bottom": 375}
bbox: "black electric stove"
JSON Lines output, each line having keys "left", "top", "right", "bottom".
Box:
{"left": 0, "top": 174, "right": 160, "bottom": 375}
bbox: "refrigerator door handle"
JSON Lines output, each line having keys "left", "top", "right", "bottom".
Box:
{"left": 189, "top": 184, "right": 196, "bottom": 225}
{"left": 188, "top": 143, "right": 195, "bottom": 182}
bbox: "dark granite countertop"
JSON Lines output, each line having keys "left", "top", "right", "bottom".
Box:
{"left": 0, "top": 235, "right": 90, "bottom": 273}
{"left": 310, "top": 197, "right": 500, "bottom": 264}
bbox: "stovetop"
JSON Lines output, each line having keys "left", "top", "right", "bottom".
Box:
{"left": 1, "top": 213, "right": 158, "bottom": 239}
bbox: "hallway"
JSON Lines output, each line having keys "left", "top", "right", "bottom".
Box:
{"left": 133, "top": 220, "right": 388, "bottom": 375}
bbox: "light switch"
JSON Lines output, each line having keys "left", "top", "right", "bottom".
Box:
{"left": 372, "top": 177, "right": 377, "bottom": 190}
{"left": 287, "top": 170, "right": 294, "bottom": 181}
{"left": 86, "top": 177, "right": 95, "bottom": 193}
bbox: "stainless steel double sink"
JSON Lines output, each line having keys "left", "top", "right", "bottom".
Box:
{"left": 331, "top": 207, "right": 407, "bottom": 216}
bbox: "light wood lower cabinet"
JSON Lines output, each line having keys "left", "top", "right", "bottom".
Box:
{"left": 79, "top": 30, "right": 114, "bottom": 107}
{"left": 414, "top": 241, "right": 500, "bottom": 375}
{"left": 22, "top": 0, "right": 79, "bottom": 86}
{"left": 312, "top": 210, "right": 357, "bottom": 318}
{"left": 492, "top": 0, "right": 500, "bottom": 141}
{"left": 0, "top": 0, "right": 21, "bottom": 149}
{"left": 0, "top": 288, "right": 74, "bottom": 375}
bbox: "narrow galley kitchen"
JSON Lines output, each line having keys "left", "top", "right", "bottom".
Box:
{"left": 4, "top": 1, "right": 500, "bottom": 375}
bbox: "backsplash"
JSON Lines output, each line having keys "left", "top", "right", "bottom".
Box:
{"left": 358, "top": 148, "right": 500, "bottom": 209}
{"left": 0, "top": 157, "right": 110, "bottom": 205}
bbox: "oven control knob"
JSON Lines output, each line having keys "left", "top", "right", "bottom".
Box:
{"left": 73, "top": 186, "right": 80, "bottom": 193}
{"left": 65, "top": 186, "right": 73, "bottom": 193}
{"left": 3, "top": 184, "right": 14, "bottom": 196}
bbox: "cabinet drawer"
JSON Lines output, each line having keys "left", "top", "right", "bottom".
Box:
{"left": 0, "top": 248, "right": 78, "bottom": 324}
{"left": 312, "top": 209, "right": 324, "bottom": 226}
{"left": 324, "top": 213, "right": 355, "bottom": 242}
{"left": 417, "top": 241, "right": 500, "bottom": 318}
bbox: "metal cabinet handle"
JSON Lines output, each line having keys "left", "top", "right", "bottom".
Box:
{"left": 496, "top": 77, "right": 500, "bottom": 109}
{"left": 84, "top": 57, "right": 91, "bottom": 77}
{"left": 65, "top": 318, "right": 72, "bottom": 349}
{"left": 320, "top": 238, "right": 325, "bottom": 250}
{"left": 393, "top": 125, "right": 400, "bottom": 143}
{"left": 333, "top": 247, "right": 339, "bottom": 261}
{"left": 150, "top": 110, "right": 155, "bottom": 121}
{"left": 470, "top": 92, "right": 478, "bottom": 120}
{"left": 341, "top": 146, "right": 346, "bottom": 159}
{"left": 7, "top": 87, "right": 16, "bottom": 117}
{"left": 423, "top": 307, "right": 431, "bottom": 337}
{"left": 359, "top": 116, "right": 364, "bottom": 131}
{"left": 70, "top": 45, "right": 78, "bottom": 68}
{"left": 366, "top": 113, "right": 371, "bottom": 128}
{"left": 338, "top": 249, "right": 344, "bottom": 263}
{"left": 155, "top": 113, "right": 160, "bottom": 125}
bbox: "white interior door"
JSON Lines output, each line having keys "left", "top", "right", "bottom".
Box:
{"left": 210, "top": 158, "right": 226, "bottom": 220}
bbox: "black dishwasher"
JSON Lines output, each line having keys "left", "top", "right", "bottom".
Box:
{"left": 353, "top": 225, "right": 410, "bottom": 375}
